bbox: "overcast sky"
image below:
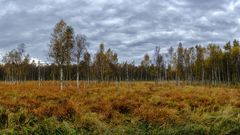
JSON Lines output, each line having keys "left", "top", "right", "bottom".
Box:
{"left": 0, "top": 0, "right": 240, "bottom": 63}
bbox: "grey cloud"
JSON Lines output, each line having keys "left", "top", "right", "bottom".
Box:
{"left": 0, "top": 0, "right": 239, "bottom": 64}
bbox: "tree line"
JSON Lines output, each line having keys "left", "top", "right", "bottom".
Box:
{"left": 1, "top": 20, "right": 240, "bottom": 89}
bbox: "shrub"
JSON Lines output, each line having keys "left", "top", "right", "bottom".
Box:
{"left": 134, "top": 105, "right": 180, "bottom": 125}
{"left": 34, "top": 117, "right": 75, "bottom": 135}
{"left": 32, "top": 99, "right": 76, "bottom": 121}
{"left": 76, "top": 113, "right": 107, "bottom": 134}
{"left": 0, "top": 109, "right": 8, "bottom": 129}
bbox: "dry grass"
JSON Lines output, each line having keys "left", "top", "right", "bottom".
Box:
{"left": 0, "top": 81, "right": 239, "bottom": 134}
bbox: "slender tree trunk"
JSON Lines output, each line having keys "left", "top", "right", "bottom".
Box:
{"left": 101, "top": 66, "right": 104, "bottom": 81}
{"left": 176, "top": 71, "right": 179, "bottom": 85}
{"left": 164, "top": 68, "right": 166, "bottom": 81}
{"left": 211, "top": 67, "right": 214, "bottom": 85}
{"left": 76, "top": 62, "right": 80, "bottom": 89}
{"left": 60, "top": 66, "right": 63, "bottom": 90}
{"left": 145, "top": 68, "right": 148, "bottom": 81}
{"left": 156, "top": 67, "right": 159, "bottom": 84}
{"left": 126, "top": 64, "right": 129, "bottom": 85}
{"left": 88, "top": 67, "right": 91, "bottom": 85}
{"left": 38, "top": 65, "right": 41, "bottom": 89}
{"left": 202, "top": 62, "right": 204, "bottom": 84}
{"left": 77, "top": 70, "right": 79, "bottom": 89}
{"left": 227, "top": 60, "right": 230, "bottom": 85}
{"left": 159, "top": 68, "right": 162, "bottom": 82}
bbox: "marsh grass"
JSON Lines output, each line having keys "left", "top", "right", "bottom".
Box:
{"left": 0, "top": 81, "right": 239, "bottom": 134}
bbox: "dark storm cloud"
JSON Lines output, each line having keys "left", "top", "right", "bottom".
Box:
{"left": 0, "top": 0, "right": 240, "bottom": 63}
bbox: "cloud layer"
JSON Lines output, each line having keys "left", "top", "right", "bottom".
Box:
{"left": 0, "top": 0, "right": 240, "bottom": 63}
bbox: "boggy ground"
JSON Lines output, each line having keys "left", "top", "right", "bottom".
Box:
{"left": 0, "top": 81, "right": 239, "bottom": 134}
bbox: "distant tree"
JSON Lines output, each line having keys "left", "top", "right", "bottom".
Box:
{"left": 167, "top": 46, "right": 174, "bottom": 80}
{"left": 94, "top": 43, "right": 106, "bottom": 81}
{"left": 195, "top": 45, "right": 205, "bottom": 84}
{"left": 189, "top": 47, "right": 195, "bottom": 84}
{"left": 184, "top": 48, "right": 191, "bottom": 83}
{"left": 154, "top": 46, "right": 164, "bottom": 83}
{"left": 21, "top": 54, "right": 30, "bottom": 81}
{"left": 224, "top": 41, "right": 231, "bottom": 85}
{"left": 176, "top": 42, "right": 184, "bottom": 85}
{"left": 30, "top": 60, "right": 37, "bottom": 80}
{"left": 74, "top": 34, "right": 87, "bottom": 89}
{"left": 206, "top": 44, "right": 222, "bottom": 85}
{"left": 83, "top": 52, "right": 91, "bottom": 83}
{"left": 231, "top": 39, "right": 240, "bottom": 83}
{"left": 106, "top": 48, "right": 118, "bottom": 80}
{"left": 38, "top": 61, "right": 42, "bottom": 88}
{"left": 2, "top": 51, "right": 16, "bottom": 82}
{"left": 2, "top": 44, "right": 30, "bottom": 83}
{"left": 93, "top": 43, "right": 118, "bottom": 81}
{"left": 141, "top": 54, "right": 150, "bottom": 81}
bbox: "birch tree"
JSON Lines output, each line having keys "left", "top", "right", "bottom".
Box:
{"left": 74, "top": 34, "right": 87, "bottom": 89}
{"left": 49, "top": 20, "right": 74, "bottom": 90}
{"left": 154, "top": 46, "right": 163, "bottom": 83}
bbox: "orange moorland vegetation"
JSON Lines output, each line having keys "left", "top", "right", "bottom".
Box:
{"left": 0, "top": 81, "right": 239, "bottom": 134}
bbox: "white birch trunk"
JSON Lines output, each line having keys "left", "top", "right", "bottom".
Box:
{"left": 77, "top": 71, "right": 79, "bottom": 89}
{"left": 60, "top": 67, "right": 63, "bottom": 90}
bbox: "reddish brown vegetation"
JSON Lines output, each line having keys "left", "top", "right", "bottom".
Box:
{"left": 0, "top": 81, "right": 239, "bottom": 126}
